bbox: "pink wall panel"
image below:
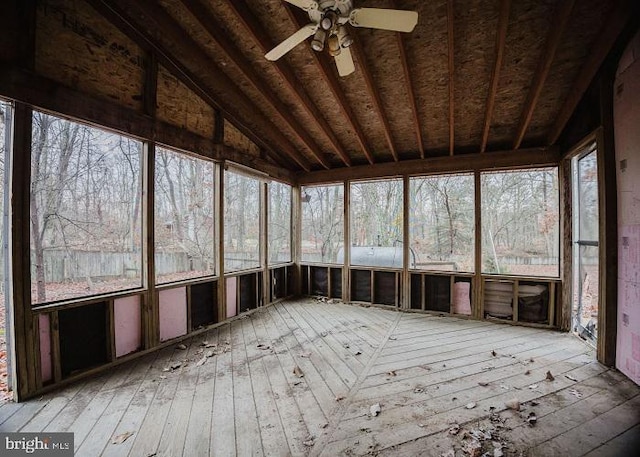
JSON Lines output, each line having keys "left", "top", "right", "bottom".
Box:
{"left": 614, "top": 30, "right": 640, "bottom": 386}
{"left": 114, "top": 295, "right": 142, "bottom": 358}
{"left": 159, "top": 287, "right": 188, "bottom": 342}
{"left": 39, "top": 314, "right": 52, "bottom": 383}
{"left": 226, "top": 277, "right": 237, "bottom": 318}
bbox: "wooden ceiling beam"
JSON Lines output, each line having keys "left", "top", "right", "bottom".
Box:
{"left": 223, "top": 0, "right": 351, "bottom": 167}
{"left": 447, "top": 0, "right": 455, "bottom": 156}
{"left": 350, "top": 33, "right": 398, "bottom": 162}
{"left": 285, "top": 6, "right": 375, "bottom": 165}
{"left": 181, "top": 0, "right": 332, "bottom": 169}
{"left": 299, "top": 146, "right": 561, "bottom": 185}
{"left": 547, "top": 0, "right": 635, "bottom": 145}
{"left": 88, "top": 0, "right": 311, "bottom": 171}
{"left": 512, "top": 0, "right": 575, "bottom": 150}
{"left": 481, "top": 0, "right": 511, "bottom": 153}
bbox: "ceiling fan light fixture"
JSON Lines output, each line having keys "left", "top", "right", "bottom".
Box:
{"left": 338, "top": 26, "right": 353, "bottom": 48}
{"left": 311, "top": 29, "right": 326, "bottom": 52}
{"left": 320, "top": 10, "right": 338, "bottom": 31}
{"left": 328, "top": 33, "right": 341, "bottom": 56}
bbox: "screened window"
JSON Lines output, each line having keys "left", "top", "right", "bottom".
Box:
{"left": 224, "top": 170, "right": 261, "bottom": 271}
{"left": 30, "top": 112, "right": 143, "bottom": 304}
{"left": 268, "top": 181, "right": 292, "bottom": 264}
{"left": 350, "top": 179, "right": 403, "bottom": 268}
{"left": 301, "top": 184, "right": 344, "bottom": 264}
{"left": 481, "top": 168, "right": 559, "bottom": 277}
{"left": 410, "top": 174, "right": 474, "bottom": 272}
{"left": 155, "top": 147, "right": 215, "bottom": 284}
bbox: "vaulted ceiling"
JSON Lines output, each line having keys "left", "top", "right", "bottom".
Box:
{"left": 90, "top": 0, "right": 628, "bottom": 173}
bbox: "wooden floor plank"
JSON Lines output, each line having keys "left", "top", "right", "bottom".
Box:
{"left": 126, "top": 343, "right": 185, "bottom": 457}
{"left": 230, "top": 319, "right": 263, "bottom": 457}
{"left": 1, "top": 299, "right": 638, "bottom": 457}
{"left": 271, "top": 304, "right": 349, "bottom": 398}
{"left": 241, "top": 314, "right": 290, "bottom": 456}
{"left": 182, "top": 327, "right": 218, "bottom": 457}
{"left": 209, "top": 324, "right": 236, "bottom": 456}
{"left": 282, "top": 302, "right": 358, "bottom": 387}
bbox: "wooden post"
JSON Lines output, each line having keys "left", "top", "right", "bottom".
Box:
{"left": 216, "top": 162, "right": 227, "bottom": 322}
{"left": 402, "top": 175, "right": 410, "bottom": 309}
{"left": 560, "top": 157, "right": 573, "bottom": 330}
{"left": 143, "top": 142, "right": 158, "bottom": 349}
{"left": 344, "top": 181, "right": 351, "bottom": 303}
{"left": 10, "top": 102, "right": 36, "bottom": 400}
{"left": 597, "top": 72, "right": 618, "bottom": 366}
{"left": 474, "top": 171, "right": 483, "bottom": 319}
{"left": 261, "top": 181, "right": 269, "bottom": 307}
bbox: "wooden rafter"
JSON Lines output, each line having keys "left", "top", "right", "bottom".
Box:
{"left": 512, "top": 0, "right": 575, "bottom": 150}
{"left": 397, "top": 33, "right": 424, "bottom": 158}
{"left": 447, "top": 0, "right": 455, "bottom": 156}
{"left": 481, "top": 0, "right": 511, "bottom": 153}
{"left": 547, "top": 0, "right": 635, "bottom": 145}
{"left": 223, "top": 0, "right": 352, "bottom": 167}
{"left": 88, "top": 0, "right": 311, "bottom": 172}
{"left": 350, "top": 33, "right": 398, "bottom": 162}
{"left": 285, "top": 6, "right": 375, "bottom": 165}
{"left": 391, "top": 0, "right": 423, "bottom": 158}
{"left": 180, "top": 0, "right": 331, "bottom": 170}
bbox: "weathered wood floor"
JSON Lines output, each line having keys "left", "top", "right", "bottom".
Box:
{"left": 1, "top": 299, "right": 639, "bottom": 456}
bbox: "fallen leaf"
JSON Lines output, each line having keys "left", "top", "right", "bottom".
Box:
{"left": 478, "top": 381, "right": 489, "bottom": 387}
{"left": 205, "top": 351, "right": 215, "bottom": 358}
{"left": 257, "top": 344, "right": 271, "bottom": 350}
{"left": 300, "top": 352, "right": 312, "bottom": 358}
{"left": 303, "top": 436, "right": 315, "bottom": 447}
{"left": 546, "top": 371, "right": 555, "bottom": 381}
{"left": 388, "top": 336, "right": 397, "bottom": 341}
{"left": 466, "top": 402, "right": 477, "bottom": 409}
{"left": 354, "top": 350, "right": 362, "bottom": 356}
{"left": 568, "top": 388, "right": 583, "bottom": 398}
{"left": 176, "top": 344, "right": 187, "bottom": 350}
{"left": 529, "top": 358, "right": 535, "bottom": 363}
{"left": 205, "top": 343, "right": 217, "bottom": 348}
{"left": 565, "top": 374, "right": 578, "bottom": 382}
{"left": 293, "top": 366, "right": 304, "bottom": 378}
{"left": 448, "top": 424, "right": 460, "bottom": 435}
{"left": 321, "top": 423, "right": 329, "bottom": 429}
{"left": 370, "top": 403, "right": 381, "bottom": 417}
{"left": 320, "top": 331, "right": 328, "bottom": 337}
{"left": 505, "top": 399, "right": 520, "bottom": 411}
{"left": 387, "top": 371, "right": 397, "bottom": 377}
{"left": 528, "top": 384, "right": 539, "bottom": 389}
{"left": 111, "top": 431, "right": 134, "bottom": 445}
{"left": 413, "top": 387, "right": 424, "bottom": 394}
{"left": 526, "top": 411, "right": 537, "bottom": 426}
{"left": 524, "top": 370, "right": 531, "bottom": 375}
{"left": 499, "top": 384, "right": 510, "bottom": 390}
{"left": 335, "top": 395, "right": 345, "bottom": 401}
{"left": 196, "top": 356, "right": 207, "bottom": 367}
{"left": 491, "top": 350, "right": 497, "bottom": 357}
{"left": 170, "top": 362, "right": 182, "bottom": 370}
{"left": 200, "top": 341, "right": 209, "bottom": 347}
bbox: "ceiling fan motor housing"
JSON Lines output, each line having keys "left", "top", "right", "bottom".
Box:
{"left": 309, "top": 0, "right": 353, "bottom": 25}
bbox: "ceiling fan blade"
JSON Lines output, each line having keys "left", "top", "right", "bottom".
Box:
{"left": 283, "top": 0, "right": 318, "bottom": 11}
{"left": 349, "top": 8, "right": 419, "bottom": 33}
{"left": 334, "top": 46, "right": 355, "bottom": 77}
{"left": 265, "top": 24, "right": 318, "bottom": 61}
{"left": 334, "top": 26, "right": 355, "bottom": 77}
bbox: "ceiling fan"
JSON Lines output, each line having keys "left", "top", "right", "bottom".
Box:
{"left": 265, "top": 0, "right": 419, "bottom": 77}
